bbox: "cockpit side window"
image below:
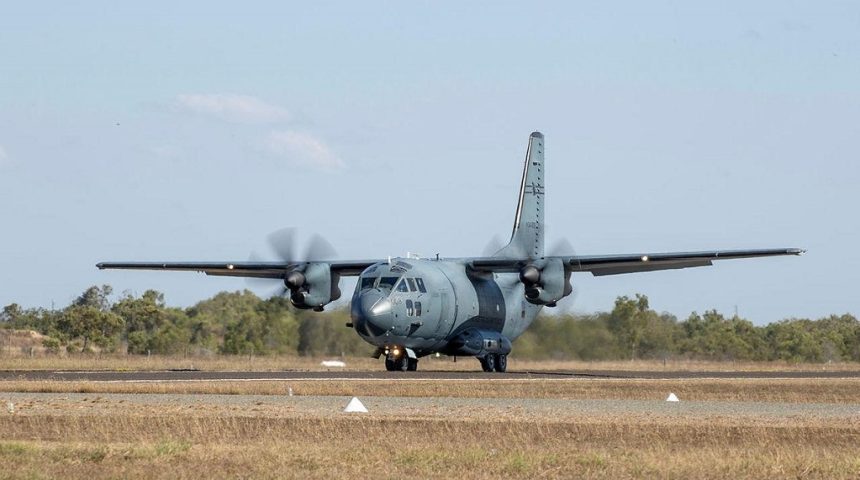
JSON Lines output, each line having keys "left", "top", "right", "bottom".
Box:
{"left": 378, "top": 277, "right": 399, "bottom": 290}
{"left": 396, "top": 278, "right": 409, "bottom": 293}
{"left": 415, "top": 278, "right": 427, "bottom": 293}
{"left": 360, "top": 277, "right": 376, "bottom": 290}
{"left": 406, "top": 278, "right": 417, "bottom": 292}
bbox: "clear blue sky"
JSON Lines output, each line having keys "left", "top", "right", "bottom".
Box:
{"left": 1, "top": 1, "right": 858, "bottom": 324}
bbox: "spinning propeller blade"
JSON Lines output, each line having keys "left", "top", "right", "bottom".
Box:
{"left": 247, "top": 228, "right": 339, "bottom": 298}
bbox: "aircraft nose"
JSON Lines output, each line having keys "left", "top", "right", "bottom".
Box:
{"left": 351, "top": 290, "right": 395, "bottom": 336}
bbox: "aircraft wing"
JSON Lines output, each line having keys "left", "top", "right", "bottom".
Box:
{"left": 96, "top": 260, "right": 380, "bottom": 278}
{"left": 469, "top": 248, "right": 804, "bottom": 276}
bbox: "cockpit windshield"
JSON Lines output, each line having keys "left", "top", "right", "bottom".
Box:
{"left": 357, "top": 274, "right": 428, "bottom": 296}
{"left": 359, "top": 277, "right": 377, "bottom": 290}
{"left": 377, "top": 276, "right": 399, "bottom": 290}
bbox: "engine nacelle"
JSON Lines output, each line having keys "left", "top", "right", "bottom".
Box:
{"left": 521, "top": 258, "right": 571, "bottom": 306}
{"left": 287, "top": 263, "right": 341, "bottom": 310}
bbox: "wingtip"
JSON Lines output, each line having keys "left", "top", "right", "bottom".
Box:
{"left": 96, "top": 262, "right": 105, "bottom": 269}
{"left": 530, "top": 131, "right": 544, "bottom": 139}
{"left": 788, "top": 248, "right": 806, "bottom": 256}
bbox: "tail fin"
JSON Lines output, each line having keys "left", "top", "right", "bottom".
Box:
{"left": 496, "top": 131, "right": 545, "bottom": 259}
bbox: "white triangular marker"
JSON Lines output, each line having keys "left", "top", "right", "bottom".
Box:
{"left": 666, "top": 393, "right": 679, "bottom": 402}
{"left": 344, "top": 397, "right": 368, "bottom": 413}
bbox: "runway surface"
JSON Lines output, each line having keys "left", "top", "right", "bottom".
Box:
{"left": 2, "top": 369, "right": 859, "bottom": 381}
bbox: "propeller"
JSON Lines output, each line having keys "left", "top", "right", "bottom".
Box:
{"left": 304, "top": 233, "right": 337, "bottom": 261}
{"left": 481, "top": 234, "right": 505, "bottom": 257}
{"left": 247, "top": 228, "right": 339, "bottom": 298}
{"left": 549, "top": 238, "right": 575, "bottom": 257}
{"left": 266, "top": 228, "right": 297, "bottom": 263}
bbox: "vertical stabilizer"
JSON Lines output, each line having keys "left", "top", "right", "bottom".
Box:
{"left": 497, "top": 132, "right": 545, "bottom": 259}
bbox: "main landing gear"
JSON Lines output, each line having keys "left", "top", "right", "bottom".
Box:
{"left": 479, "top": 353, "right": 507, "bottom": 373}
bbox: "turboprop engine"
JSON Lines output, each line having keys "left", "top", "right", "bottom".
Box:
{"left": 284, "top": 263, "right": 341, "bottom": 311}
{"left": 518, "top": 258, "right": 573, "bottom": 306}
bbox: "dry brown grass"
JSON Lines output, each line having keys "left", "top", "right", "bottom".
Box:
{"left": 2, "top": 353, "right": 859, "bottom": 373}
{"left": 0, "top": 354, "right": 381, "bottom": 372}
{"left": 0, "top": 414, "right": 858, "bottom": 479}
{"left": 1, "top": 376, "right": 859, "bottom": 478}
{"left": 2, "top": 356, "right": 860, "bottom": 478}
{"left": 3, "top": 377, "right": 860, "bottom": 403}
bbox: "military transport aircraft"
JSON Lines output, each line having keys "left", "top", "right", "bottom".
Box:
{"left": 98, "top": 132, "right": 803, "bottom": 372}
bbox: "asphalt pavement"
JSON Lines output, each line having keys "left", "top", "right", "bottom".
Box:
{"left": 2, "top": 369, "right": 859, "bottom": 381}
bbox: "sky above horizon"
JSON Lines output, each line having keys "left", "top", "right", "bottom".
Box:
{"left": 1, "top": 2, "right": 858, "bottom": 324}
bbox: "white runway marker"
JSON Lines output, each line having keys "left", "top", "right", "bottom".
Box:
{"left": 321, "top": 360, "right": 346, "bottom": 368}
{"left": 344, "top": 397, "right": 368, "bottom": 413}
{"left": 666, "top": 393, "right": 679, "bottom": 402}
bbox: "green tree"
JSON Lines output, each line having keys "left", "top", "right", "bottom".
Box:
{"left": 764, "top": 319, "right": 822, "bottom": 362}
{"left": 813, "top": 314, "right": 860, "bottom": 361}
{"left": 222, "top": 311, "right": 265, "bottom": 355}
{"left": 112, "top": 290, "right": 170, "bottom": 354}
{"left": 58, "top": 306, "right": 125, "bottom": 352}
{"left": 607, "top": 294, "right": 651, "bottom": 360}
{"left": 74, "top": 285, "right": 113, "bottom": 310}
{"left": 680, "top": 311, "right": 763, "bottom": 360}
{"left": 298, "top": 308, "right": 370, "bottom": 356}
{"left": 637, "top": 311, "right": 680, "bottom": 360}
{"left": 1, "top": 303, "right": 24, "bottom": 324}
{"left": 255, "top": 296, "right": 300, "bottom": 354}
{"left": 150, "top": 319, "right": 193, "bottom": 355}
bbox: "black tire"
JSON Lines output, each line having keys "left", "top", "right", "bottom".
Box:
{"left": 384, "top": 357, "right": 396, "bottom": 371}
{"left": 407, "top": 357, "right": 418, "bottom": 371}
{"left": 481, "top": 354, "right": 496, "bottom": 372}
{"left": 397, "top": 355, "right": 409, "bottom": 371}
{"left": 496, "top": 354, "right": 507, "bottom": 373}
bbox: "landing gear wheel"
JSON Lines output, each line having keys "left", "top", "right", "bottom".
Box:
{"left": 480, "top": 354, "right": 497, "bottom": 372}
{"left": 407, "top": 357, "right": 418, "bottom": 371}
{"left": 385, "top": 357, "right": 396, "bottom": 371}
{"left": 396, "top": 355, "right": 409, "bottom": 371}
{"left": 496, "top": 354, "right": 507, "bottom": 373}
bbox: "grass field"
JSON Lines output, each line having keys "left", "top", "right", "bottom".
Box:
{"left": 2, "top": 357, "right": 859, "bottom": 478}
{"left": 1, "top": 414, "right": 858, "bottom": 479}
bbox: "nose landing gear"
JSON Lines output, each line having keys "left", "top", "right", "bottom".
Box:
{"left": 384, "top": 356, "right": 407, "bottom": 371}
{"left": 384, "top": 348, "right": 418, "bottom": 371}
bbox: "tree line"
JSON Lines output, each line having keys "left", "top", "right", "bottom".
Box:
{"left": 0, "top": 285, "right": 366, "bottom": 357}
{"left": 516, "top": 295, "right": 860, "bottom": 362}
{"left": 1, "top": 286, "right": 858, "bottom": 362}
